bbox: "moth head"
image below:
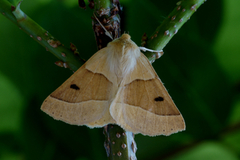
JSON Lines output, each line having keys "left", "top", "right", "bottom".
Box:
{"left": 108, "top": 34, "right": 138, "bottom": 51}
{"left": 119, "top": 34, "right": 131, "bottom": 40}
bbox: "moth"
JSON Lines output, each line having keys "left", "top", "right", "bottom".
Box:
{"left": 41, "top": 34, "right": 185, "bottom": 136}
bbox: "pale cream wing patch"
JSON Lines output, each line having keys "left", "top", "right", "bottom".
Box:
{"left": 110, "top": 54, "right": 185, "bottom": 136}
{"left": 123, "top": 53, "right": 155, "bottom": 84}
{"left": 41, "top": 49, "right": 117, "bottom": 127}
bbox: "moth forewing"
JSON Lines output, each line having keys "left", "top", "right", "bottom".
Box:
{"left": 109, "top": 44, "right": 185, "bottom": 136}
{"left": 41, "top": 49, "right": 117, "bottom": 127}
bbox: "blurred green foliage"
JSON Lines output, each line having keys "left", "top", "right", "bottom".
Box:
{"left": 0, "top": 0, "right": 240, "bottom": 160}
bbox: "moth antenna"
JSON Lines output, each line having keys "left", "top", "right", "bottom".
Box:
{"left": 139, "top": 47, "right": 163, "bottom": 53}
{"left": 93, "top": 13, "right": 113, "bottom": 40}
{"left": 139, "top": 47, "right": 164, "bottom": 59}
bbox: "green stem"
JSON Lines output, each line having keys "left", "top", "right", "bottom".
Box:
{"left": 93, "top": 0, "right": 137, "bottom": 160}
{"left": 103, "top": 125, "right": 136, "bottom": 160}
{"left": 0, "top": 0, "right": 84, "bottom": 71}
{"left": 94, "top": 0, "right": 111, "bottom": 12}
{"left": 144, "top": 0, "right": 206, "bottom": 62}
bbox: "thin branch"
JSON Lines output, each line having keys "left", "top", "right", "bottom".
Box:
{"left": 0, "top": 0, "right": 84, "bottom": 71}
{"left": 92, "top": 0, "right": 137, "bottom": 159}
{"left": 144, "top": 0, "right": 207, "bottom": 62}
{"left": 93, "top": 13, "right": 113, "bottom": 39}
{"left": 94, "top": 0, "right": 111, "bottom": 11}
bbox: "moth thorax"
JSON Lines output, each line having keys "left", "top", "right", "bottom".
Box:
{"left": 120, "top": 46, "right": 140, "bottom": 77}
{"left": 107, "top": 38, "right": 141, "bottom": 78}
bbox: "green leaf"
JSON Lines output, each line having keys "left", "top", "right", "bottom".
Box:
{"left": 213, "top": 0, "right": 240, "bottom": 82}
{"left": 227, "top": 97, "right": 240, "bottom": 124}
{"left": 170, "top": 141, "right": 238, "bottom": 160}
{"left": 0, "top": 72, "right": 24, "bottom": 132}
{"left": 1, "top": 153, "right": 22, "bottom": 160}
{"left": 222, "top": 130, "right": 240, "bottom": 154}
{"left": 7, "top": 0, "right": 21, "bottom": 6}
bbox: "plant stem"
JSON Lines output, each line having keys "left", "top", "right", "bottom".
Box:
{"left": 0, "top": 0, "right": 84, "bottom": 71}
{"left": 93, "top": 0, "right": 137, "bottom": 160}
{"left": 144, "top": 0, "right": 206, "bottom": 62}
{"left": 103, "top": 125, "right": 137, "bottom": 160}
{"left": 94, "top": 0, "right": 111, "bottom": 11}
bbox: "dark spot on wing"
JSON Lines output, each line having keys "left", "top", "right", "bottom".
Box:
{"left": 154, "top": 96, "right": 164, "bottom": 101}
{"left": 70, "top": 84, "right": 80, "bottom": 90}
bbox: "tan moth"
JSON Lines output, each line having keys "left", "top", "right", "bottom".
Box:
{"left": 41, "top": 34, "right": 185, "bottom": 136}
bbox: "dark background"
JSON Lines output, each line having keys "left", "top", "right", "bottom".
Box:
{"left": 1, "top": 0, "right": 240, "bottom": 159}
